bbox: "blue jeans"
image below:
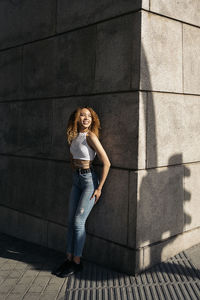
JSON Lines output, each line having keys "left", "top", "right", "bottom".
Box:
{"left": 66, "top": 168, "right": 99, "bottom": 257}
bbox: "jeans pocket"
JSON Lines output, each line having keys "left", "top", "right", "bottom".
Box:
{"left": 81, "top": 172, "right": 92, "bottom": 178}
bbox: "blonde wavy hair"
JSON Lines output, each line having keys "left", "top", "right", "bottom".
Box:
{"left": 66, "top": 106, "right": 101, "bottom": 144}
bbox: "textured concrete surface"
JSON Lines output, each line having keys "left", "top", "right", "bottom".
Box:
{"left": 136, "top": 165, "right": 185, "bottom": 247}
{"left": 1, "top": 204, "right": 199, "bottom": 276}
{"left": 150, "top": 0, "right": 200, "bottom": 27}
{"left": 0, "top": 157, "right": 72, "bottom": 225}
{"left": 183, "top": 162, "right": 200, "bottom": 231}
{"left": 52, "top": 93, "right": 139, "bottom": 169}
{"left": 137, "top": 92, "right": 147, "bottom": 170}
{"left": 12, "top": 12, "right": 141, "bottom": 100}
{"left": 146, "top": 93, "right": 200, "bottom": 168}
{"left": 141, "top": 11, "right": 182, "bottom": 93}
{"left": 0, "top": 156, "right": 135, "bottom": 246}
{"left": 141, "top": 227, "right": 200, "bottom": 272}
{"left": 0, "top": 100, "right": 52, "bottom": 155}
{"left": 94, "top": 13, "right": 140, "bottom": 92}
{"left": 183, "top": 24, "right": 200, "bottom": 95}
{"left": 56, "top": 27, "right": 96, "bottom": 97}
{"left": 23, "top": 38, "right": 57, "bottom": 99}
{"left": 0, "top": 232, "right": 199, "bottom": 300}
{"left": 87, "top": 168, "right": 130, "bottom": 245}
{"left": 0, "top": 92, "right": 140, "bottom": 168}
{"left": 0, "top": 0, "right": 56, "bottom": 49}
{"left": 57, "top": 0, "right": 141, "bottom": 33}
{"left": 1, "top": 0, "right": 200, "bottom": 276}
{"left": 0, "top": 48, "right": 22, "bottom": 101}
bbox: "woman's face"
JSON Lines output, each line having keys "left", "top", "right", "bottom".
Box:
{"left": 78, "top": 108, "right": 92, "bottom": 130}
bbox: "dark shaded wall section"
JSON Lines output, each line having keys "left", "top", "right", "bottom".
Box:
{"left": 0, "top": 0, "right": 142, "bottom": 274}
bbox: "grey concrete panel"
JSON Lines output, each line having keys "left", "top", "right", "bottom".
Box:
{"left": 90, "top": 92, "right": 138, "bottom": 170}
{"left": 23, "top": 38, "right": 57, "bottom": 98}
{"left": 47, "top": 222, "right": 67, "bottom": 253}
{"left": 0, "top": 92, "right": 139, "bottom": 168}
{"left": 0, "top": 0, "right": 56, "bottom": 49}
{"left": 0, "top": 156, "right": 72, "bottom": 225}
{"left": 146, "top": 93, "right": 200, "bottom": 168}
{"left": 183, "top": 24, "right": 200, "bottom": 95}
{"left": 142, "top": 226, "right": 200, "bottom": 271}
{"left": 0, "top": 48, "right": 22, "bottom": 101}
{"left": 95, "top": 13, "right": 140, "bottom": 92}
{"left": 87, "top": 168, "right": 129, "bottom": 245}
{"left": 84, "top": 234, "right": 136, "bottom": 275}
{"left": 0, "top": 102, "right": 20, "bottom": 154}
{"left": 138, "top": 92, "right": 147, "bottom": 169}
{"left": 0, "top": 156, "right": 19, "bottom": 207}
{"left": 142, "top": 0, "right": 149, "bottom": 10}
{"left": 136, "top": 165, "right": 185, "bottom": 248}
{"left": 56, "top": 26, "right": 96, "bottom": 96}
{"left": 0, "top": 206, "right": 48, "bottom": 247}
{"left": 0, "top": 100, "right": 53, "bottom": 157}
{"left": 151, "top": 0, "right": 200, "bottom": 27}
{"left": 57, "top": 0, "right": 141, "bottom": 33}
{"left": 127, "top": 171, "right": 138, "bottom": 248}
{"left": 140, "top": 11, "right": 182, "bottom": 93}
{"left": 183, "top": 162, "right": 200, "bottom": 231}
{"left": 52, "top": 92, "right": 139, "bottom": 169}
{"left": 44, "top": 161, "right": 73, "bottom": 225}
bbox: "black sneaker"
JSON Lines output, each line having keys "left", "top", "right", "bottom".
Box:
{"left": 58, "top": 261, "right": 83, "bottom": 277}
{"left": 51, "top": 259, "right": 73, "bottom": 276}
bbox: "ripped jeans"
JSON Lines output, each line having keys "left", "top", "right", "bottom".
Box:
{"left": 66, "top": 168, "right": 99, "bottom": 257}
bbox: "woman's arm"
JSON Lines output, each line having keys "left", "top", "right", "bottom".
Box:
{"left": 87, "top": 132, "right": 111, "bottom": 203}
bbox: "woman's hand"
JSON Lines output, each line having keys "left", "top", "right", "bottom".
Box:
{"left": 90, "top": 188, "right": 101, "bottom": 204}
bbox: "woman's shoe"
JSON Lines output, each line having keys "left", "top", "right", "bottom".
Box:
{"left": 58, "top": 261, "right": 83, "bottom": 277}
{"left": 51, "top": 259, "right": 73, "bottom": 276}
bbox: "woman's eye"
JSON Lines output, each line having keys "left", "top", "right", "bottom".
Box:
{"left": 81, "top": 114, "right": 91, "bottom": 118}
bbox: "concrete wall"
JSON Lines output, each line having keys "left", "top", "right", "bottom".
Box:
{"left": 137, "top": 2, "right": 200, "bottom": 271}
{"left": 0, "top": 0, "right": 199, "bottom": 274}
{"left": 0, "top": 0, "right": 141, "bottom": 275}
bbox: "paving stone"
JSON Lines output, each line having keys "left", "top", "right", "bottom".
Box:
{"left": 0, "top": 232, "right": 199, "bottom": 300}
{"left": 42, "top": 276, "right": 65, "bottom": 293}
{"left": 9, "top": 283, "right": 30, "bottom": 294}
{"left": 39, "top": 293, "right": 59, "bottom": 300}
{"left": 28, "top": 276, "right": 50, "bottom": 293}
{"left": 5, "top": 294, "right": 25, "bottom": 300}
{"left": 22, "top": 293, "right": 42, "bottom": 300}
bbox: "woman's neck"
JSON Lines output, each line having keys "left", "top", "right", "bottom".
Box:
{"left": 79, "top": 129, "right": 89, "bottom": 133}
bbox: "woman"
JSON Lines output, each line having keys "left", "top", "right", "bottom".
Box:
{"left": 52, "top": 106, "right": 111, "bottom": 277}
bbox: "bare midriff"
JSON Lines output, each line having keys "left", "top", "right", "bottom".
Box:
{"left": 72, "top": 159, "right": 93, "bottom": 169}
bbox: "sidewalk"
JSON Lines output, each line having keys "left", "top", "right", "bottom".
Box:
{"left": 0, "top": 232, "right": 199, "bottom": 300}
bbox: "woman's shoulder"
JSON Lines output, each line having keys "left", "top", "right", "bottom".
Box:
{"left": 86, "top": 131, "right": 98, "bottom": 140}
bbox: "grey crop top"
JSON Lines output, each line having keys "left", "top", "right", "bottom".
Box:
{"left": 70, "top": 132, "right": 96, "bottom": 161}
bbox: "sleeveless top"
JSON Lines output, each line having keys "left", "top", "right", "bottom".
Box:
{"left": 70, "top": 132, "right": 96, "bottom": 161}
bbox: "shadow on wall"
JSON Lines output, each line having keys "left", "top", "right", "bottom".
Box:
{"left": 138, "top": 44, "right": 192, "bottom": 270}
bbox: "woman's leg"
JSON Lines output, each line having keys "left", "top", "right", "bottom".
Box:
{"left": 73, "top": 172, "right": 99, "bottom": 260}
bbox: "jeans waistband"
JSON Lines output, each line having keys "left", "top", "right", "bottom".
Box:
{"left": 75, "top": 166, "right": 94, "bottom": 174}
